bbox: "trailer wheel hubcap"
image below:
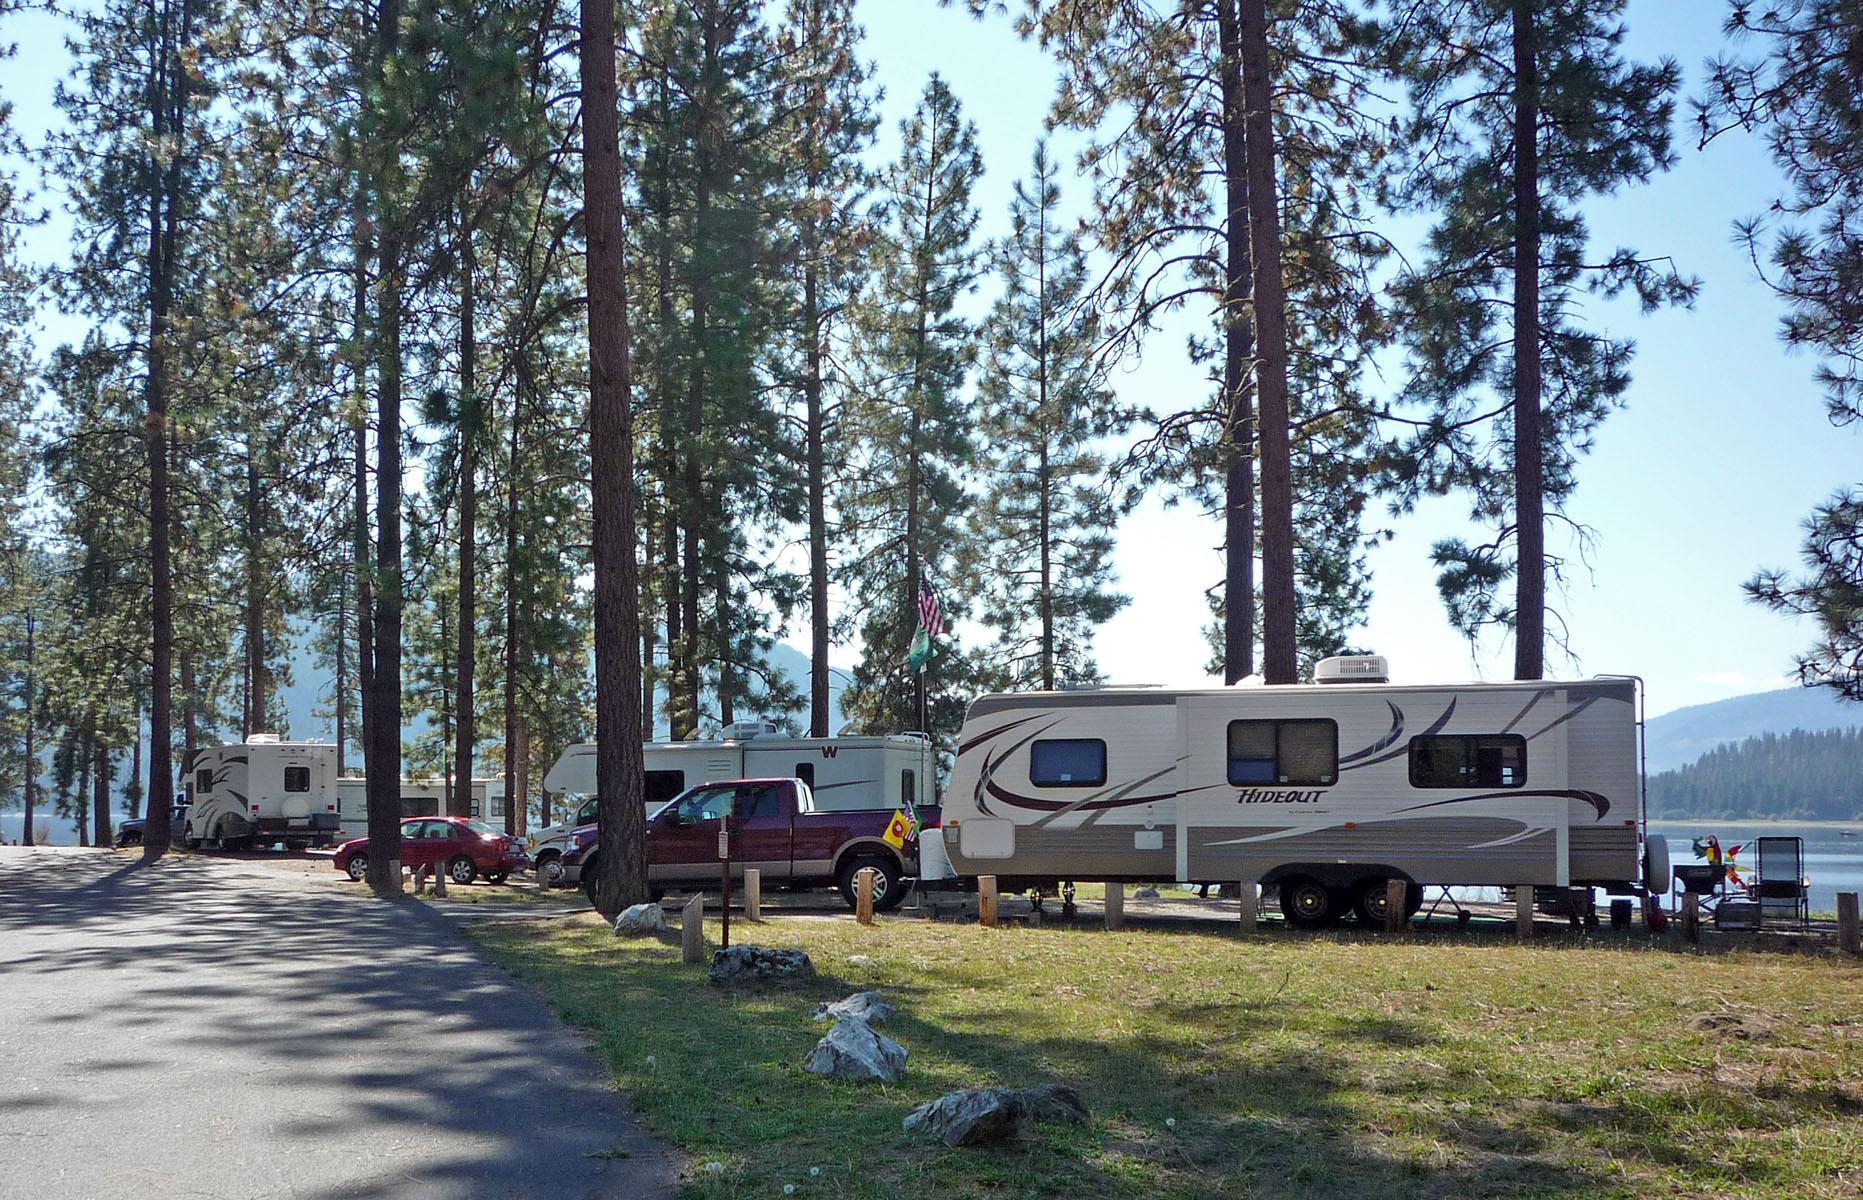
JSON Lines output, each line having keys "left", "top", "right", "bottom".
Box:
{"left": 1290, "top": 883, "right": 1329, "bottom": 919}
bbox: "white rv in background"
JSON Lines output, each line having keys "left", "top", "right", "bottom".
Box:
{"left": 333, "top": 777, "right": 508, "bottom": 842}
{"left": 184, "top": 734, "right": 508, "bottom": 849}
{"left": 185, "top": 735, "right": 344, "bottom": 849}
{"left": 527, "top": 722, "right": 937, "bottom": 884}
{"left": 931, "top": 657, "right": 1667, "bottom": 928}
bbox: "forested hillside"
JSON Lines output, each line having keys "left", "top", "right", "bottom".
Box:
{"left": 1648, "top": 727, "right": 1863, "bottom": 821}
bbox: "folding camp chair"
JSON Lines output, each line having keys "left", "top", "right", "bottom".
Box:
{"left": 1754, "top": 836, "right": 1809, "bottom": 928}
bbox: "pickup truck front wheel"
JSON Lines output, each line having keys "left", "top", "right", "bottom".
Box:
{"left": 837, "top": 857, "right": 904, "bottom": 913}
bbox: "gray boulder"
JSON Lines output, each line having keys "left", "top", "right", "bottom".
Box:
{"left": 612, "top": 903, "right": 668, "bottom": 937}
{"left": 902, "top": 1084, "right": 1089, "bottom": 1147}
{"left": 707, "top": 945, "right": 816, "bottom": 986}
{"left": 811, "top": 991, "right": 896, "bottom": 1024}
{"left": 804, "top": 1016, "right": 907, "bottom": 1083}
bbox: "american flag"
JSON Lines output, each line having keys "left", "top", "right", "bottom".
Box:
{"left": 917, "top": 578, "right": 947, "bottom": 637}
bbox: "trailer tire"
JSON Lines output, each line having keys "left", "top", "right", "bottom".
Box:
{"left": 448, "top": 856, "right": 478, "bottom": 886}
{"left": 345, "top": 854, "right": 368, "bottom": 882}
{"left": 1280, "top": 876, "right": 1340, "bottom": 929}
{"left": 486, "top": 871, "right": 508, "bottom": 885}
{"left": 1352, "top": 877, "right": 1421, "bottom": 928}
{"left": 838, "top": 856, "right": 903, "bottom": 913}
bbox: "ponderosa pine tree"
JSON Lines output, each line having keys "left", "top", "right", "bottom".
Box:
{"left": 1698, "top": 2, "right": 1863, "bottom": 701}
{"left": 775, "top": 0, "right": 877, "bottom": 735}
{"left": 582, "top": 0, "right": 648, "bottom": 917}
{"left": 1380, "top": 0, "right": 1697, "bottom": 679}
{"left": 839, "top": 75, "right": 982, "bottom": 741}
{"left": 966, "top": 141, "right": 1131, "bottom": 690}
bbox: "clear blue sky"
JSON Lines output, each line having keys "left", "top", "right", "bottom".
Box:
{"left": 3, "top": 1, "right": 1848, "bottom": 720}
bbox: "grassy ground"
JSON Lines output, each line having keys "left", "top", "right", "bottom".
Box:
{"left": 470, "top": 910, "right": 1863, "bottom": 1200}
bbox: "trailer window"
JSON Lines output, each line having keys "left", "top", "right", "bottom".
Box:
{"left": 1029, "top": 739, "right": 1107, "bottom": 788}
{"left": 283, "top": 766, "right": 310, "bottom": 793}
{"left": 1227, "top": 719, "right": 1338, "bottom": 786}
{"left": 901, "top": 769, "right": 916, "bottom": 808}
{"left": 795, "top": 762, "right": 815, "bottom": 789}
{"left": 195, "top": 768, "right": 212, "bottom": 795}
{"left": 643, "top": 770, "right": 686, "bottom": 807}
{"left": 1409, "top": 735, "right": 1526, "bottom": 789}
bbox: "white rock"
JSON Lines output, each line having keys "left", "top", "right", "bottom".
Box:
{"left": 804, "top": 1015, "right": 907, "bottom": 1083}
{"left": 811, "top": 991, "right": 896, "bottom": 1024}
{"left": 613, "top": 903, "right": 668, "bottom": 937}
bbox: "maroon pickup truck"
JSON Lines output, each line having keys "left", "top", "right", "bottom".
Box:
{"left": 562, "top": 777, "right": 932, "bottom": 913}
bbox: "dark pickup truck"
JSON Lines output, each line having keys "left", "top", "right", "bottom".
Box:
{"left": 563, "top": 777, "right": 934, "bottom": 912}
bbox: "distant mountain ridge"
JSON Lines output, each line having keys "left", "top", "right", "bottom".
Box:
{"left": 1644, "top": 685, "right": 1862, "bottom": 773}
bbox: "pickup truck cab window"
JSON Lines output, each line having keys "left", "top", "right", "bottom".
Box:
{"left": 667, "top": 786, "right": 735, "bottom": 824}
{"left": 738, "top": 783, "right": 785, "bottom": 819}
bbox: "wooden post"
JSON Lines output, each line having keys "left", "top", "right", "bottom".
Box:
{"left": 744, "top": 868, "right": 761, "bottom": 923}
{"left": 1836, "top": 892, "right": 1858, "bottom": 955}
{"left": 978, "top": 875, "right": 998, "bottom": 928}
{"left": 1237, "top": 881, "right": 1257, "bottom": 932}
{"left": 433, "top": 863, "right": 447, "bottom": 898}
{"left": 1516, "top": 888, "right": 1534, "bottom": 941}
{"left": 1680, "top": 896, "right": 1700, "bottom": 946}
{"left": 1385, "top": 878, "right": 1406, "bottom": 934}
{"left": 1104, "top": 883, "right": 1124, "bottom": 931}
{"left": 855, "top": 867, "right": 876, "bottom": 926}
{"left": 681, "top": 893, "right": 705, "bottom": 964}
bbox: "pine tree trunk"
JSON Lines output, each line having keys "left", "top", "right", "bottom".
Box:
{"left": 244, "top": 422, "right": 266, "bottom": 734}
{"left": 93, "top": 737, "right": 112, "bottom": 848}
{"left": 511, "top": 721, "right": 528, "bottom": 836}
{"left": 352, "top": 219, "right": 373, "bottom": 785}
{"left": 1217, "top": 0, "right": 1257, "bottom": 686}
{"left": 803, "top": 215, "right": 831, "bottom": 735}
{"left": 76, "top": 745, "right": 91, "bottom": 845}
{"left": 334, "top": 584, "right": 348, "bottom": 772}
{"left": 1511, "top": 0, "right": 1545, "bottom": 681}
{"left": 715, "top": 558, "right": 734, "bottom": 726}
{"left": 663, "top": 509, "right": 684, "bottom": 738}
{"left": 640, "top": 507, "right": 656, "bottom": 739}
{"left": 454, "top": 209, "right": 477, "bottom": 818}
{"left": 1035, "top": 197, "right": 1055, "bottom": 691}
{"left": 582, "top": 0, "right": 648, "bottom": 917}
{"left": 20, "top": 612, "right": 33, "bottom": 847}
{"left": 1238, "top": 0, "right": 1297, "bottom": 685}
{"left": 503, "top": 364, "right": 522, "bottom": 834}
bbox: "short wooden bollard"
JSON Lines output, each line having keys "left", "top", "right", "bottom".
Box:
{"left": 1385, "top": 878, "right": 1407, "bottom": 934}
{"left": 433, "top": 864, "right": 447, "bottom": 897}
{"left": 1237, "top": 882, "right": 1257, "bottom": 932}
{"left": 1837, "top": 892, "right": 1859, "bottom": 955}
{"left": 744, "top": 868, "right": 762, "bottom": 922}
{"left": 978, "top": 875, "right": 999, "bottom": 928}
{"left": 681, "top": 893, "right": 705, "bottom": 964}
{"left": 1681, "top": 896, "right": 1700, "bottom": 945}
{"left": 855, "top": 867, "right": 877, "bottom": 925}
{"left": 1104, "top": 883, "right": 1125, "bottom": 931}
{"left": 1516, "top": 889, "right": 1535, "bottom": 940}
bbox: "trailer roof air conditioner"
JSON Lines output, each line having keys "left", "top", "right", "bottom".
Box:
{"left": 1312, "top": 654, "right": 1389, "bottom": 685}
{"left": 720, "top": 720, "right": 781, "bottom": 740}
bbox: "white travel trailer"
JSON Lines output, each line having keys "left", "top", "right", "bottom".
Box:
{"left": 528, "top": 723, "right": 937, "bottom": 883}
{"left": 184, "top": 735, "right": 344, "bottom": 849}
{"left": 935, "top": 658, "right": 1667, "bottom": 927}
{"left": 333, "top": 777, "right": 508, "bottom": 842}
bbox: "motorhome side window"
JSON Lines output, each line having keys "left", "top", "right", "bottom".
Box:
{"left": 643, "top": 770, "right": 686, "bottom": 807}
{"left": 195, "top": 768, "right": 212, "bottom": 795}
{"left": 1408, "top": 735, "right": 1526, "bottom": 789}
{"left": 901, "top": 769, "right": 916, "bottom": 808}
{"left": 1029, "top": 739, "right": 1107, "bottom": 788}
{"left": 1226, "top": 720, "right": 1338, "bottom": 786}
{"left": 283, "top": 766, "right": 310, "bottom": 792}
{"left": 795, "top": 762, "right": 816, "bottom": 789}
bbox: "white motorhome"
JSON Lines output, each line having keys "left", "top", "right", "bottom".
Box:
{"left": 933, "top": 658, "right": 1667, "bottom": 927}
{"left": 333, "top": 777, "right": 508, "bottom": 842}
{"left": 528, "top": 723, "right": 937, "bottom": 884}
{"left": 185, "top": 735, "right": 344, "bottom": 849}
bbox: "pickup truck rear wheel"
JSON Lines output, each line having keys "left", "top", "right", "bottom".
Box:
{"left": 838, "top": 857, "right": 904, "bottom": 913}
{"left": 534, "top": 852, "right": 565, "bottom": 888}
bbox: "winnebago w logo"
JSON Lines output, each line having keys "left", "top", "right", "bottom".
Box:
{"left": 820, "top": 746, "right": 839, "bottom": 758}
{"left": 1237, "top": 789, "right": 1325, "bottom": 804}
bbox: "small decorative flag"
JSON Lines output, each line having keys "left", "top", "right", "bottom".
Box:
{"left": 882, "top": 808, "right": 917, "bottom": 850}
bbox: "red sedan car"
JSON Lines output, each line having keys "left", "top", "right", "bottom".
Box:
{"left": 334, "top": 817, "right": 529, "bottom": 886}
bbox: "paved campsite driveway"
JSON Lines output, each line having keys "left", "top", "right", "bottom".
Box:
{"left": 0, "top": 847, "right": 678, "bottom": 1199}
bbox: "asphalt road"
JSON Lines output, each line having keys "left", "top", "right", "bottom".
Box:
{"left": 0, "top": 847, "right": 679, "bottom": 1199}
